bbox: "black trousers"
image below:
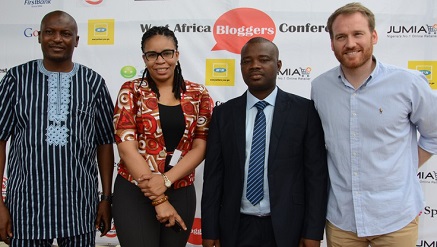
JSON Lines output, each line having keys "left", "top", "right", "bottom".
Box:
{"left": 236, "top": 214, "right": 277, "bottom": 247}
{"left": 112, "top": 174, "right": 196, "bottom": 247}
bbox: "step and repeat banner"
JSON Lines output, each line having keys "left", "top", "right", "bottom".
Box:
{"left": 1, "top": 0, "right": 436, "bottom": 246}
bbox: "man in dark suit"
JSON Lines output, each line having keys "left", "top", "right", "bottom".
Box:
{"left": 201, "top": 37, "right": 328, "bottom": 247}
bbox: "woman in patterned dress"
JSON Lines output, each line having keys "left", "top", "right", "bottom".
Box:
{"left": 112, "top": 26, "right": 213, "bottom": 247}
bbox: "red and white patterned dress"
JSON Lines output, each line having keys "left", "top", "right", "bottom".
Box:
{"left": 113, "top": 79, "right": 213, "bottom": 189}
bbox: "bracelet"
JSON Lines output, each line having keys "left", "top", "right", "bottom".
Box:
{"left": 100, "top": 194, "right": 113, "bottom": 203}
{"left": 131, "top": 179, "right": 139, "bottom": 186}
{"left": 151, "top": 195, "right": 168, "bottom": 206}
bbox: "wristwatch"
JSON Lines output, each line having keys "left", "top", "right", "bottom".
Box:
{"left": 100, "top": 194, "right": 113, "bottom": 203}
{"left": 162, "top": 173, "right": 172, "bottom": 188}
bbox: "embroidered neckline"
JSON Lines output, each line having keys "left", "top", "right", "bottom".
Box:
{"left": 37, "top": 60, "right": 77, "bottom": 146}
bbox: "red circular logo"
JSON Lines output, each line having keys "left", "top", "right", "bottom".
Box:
{"left": 85, "top": 0, "right": 103, "bottom": 5}
{"left": 212, "top": 8, "right": 276, "bottom": 54}
{"left": 187, "top": 218, "right": 202, "bottom": 245}
{"left": 105, "top": 221, "right": 117, "bottom": 238}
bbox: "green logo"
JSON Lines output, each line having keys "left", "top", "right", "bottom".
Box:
{"left": 120, "top": 66, "right": 137, "bottom": 78}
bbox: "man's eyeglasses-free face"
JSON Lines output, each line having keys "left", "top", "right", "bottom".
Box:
{"left": 143, "top": 49, "right": 176, "bottom": 61}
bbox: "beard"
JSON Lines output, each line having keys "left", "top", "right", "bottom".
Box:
{"left": 334, "top": 44, "right": 373, "bottom": 70}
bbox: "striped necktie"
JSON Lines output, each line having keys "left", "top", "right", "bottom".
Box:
{"left": 246, "top": 100, "right": 268, "bottom": 205}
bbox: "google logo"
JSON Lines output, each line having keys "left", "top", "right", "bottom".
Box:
{"left": 24, "top": 28, "right": 39, "bottom": 37}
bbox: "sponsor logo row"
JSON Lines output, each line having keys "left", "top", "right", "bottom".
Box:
{"left": 117, "top": 61, "right": 436, "bottom": 88}
{"left": 19, "top": 6, "right": 437, "bottom": 49}
{"left": 119, "top": 62, "right": 312, "bottom": 87}
{"left": 1, "top": 60, "right": 435, "bottom": 89}
{"left": 6, "top": 6, "right": 437, "bottom": 87}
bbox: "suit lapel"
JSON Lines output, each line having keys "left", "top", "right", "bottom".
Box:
{"left": 232, "top": 93, "right": 248, "bottom": 174}
{"left": 269, "top": 89, "right": 289, "bottom": 166}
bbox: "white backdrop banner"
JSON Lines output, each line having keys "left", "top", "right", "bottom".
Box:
{"left": 1, "top": 0, "right": 436, "bottom": 246}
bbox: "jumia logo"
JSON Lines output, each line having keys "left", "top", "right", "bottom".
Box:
{"left": 417, "top": 171, "right": 437, "bottom": 180}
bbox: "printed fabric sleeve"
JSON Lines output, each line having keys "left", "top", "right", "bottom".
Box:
{"left": 193, "top": 85, "right": 214, "bottom": 140}
{"left": 113, "top": 80, "right": 139, "bottom": 144}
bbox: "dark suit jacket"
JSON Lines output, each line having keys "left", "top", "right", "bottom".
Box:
{"left": 201, "top": 88, "right": 328, "bottom": 247}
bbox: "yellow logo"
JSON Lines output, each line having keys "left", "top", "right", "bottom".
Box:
{"left": 205, "top": 59, "right": 235, "bottom": 86}
{"left": 408, "top": 61, "right": 437, "bottom": 89}
{"left": 87, "top": 19, "right": 114, "bottom": 45}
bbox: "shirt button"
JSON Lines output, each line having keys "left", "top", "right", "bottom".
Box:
{"left": 159, "top": 150, "right": 166, "bottom": 157}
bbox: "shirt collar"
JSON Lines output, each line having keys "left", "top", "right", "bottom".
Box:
{"left": 337, "top": 56, "right": 379, "bottom": 89}
{"left": 246, "top": 86, "right": 278, "bottom": 110}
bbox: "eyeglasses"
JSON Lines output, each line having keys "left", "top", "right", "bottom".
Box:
{"left": 143, "top": 49, "right": 176, "bottom": 61}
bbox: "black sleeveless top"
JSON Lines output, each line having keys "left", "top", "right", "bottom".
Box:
{"left": 158, "top": 103, "right": 185, "bottom": 171}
